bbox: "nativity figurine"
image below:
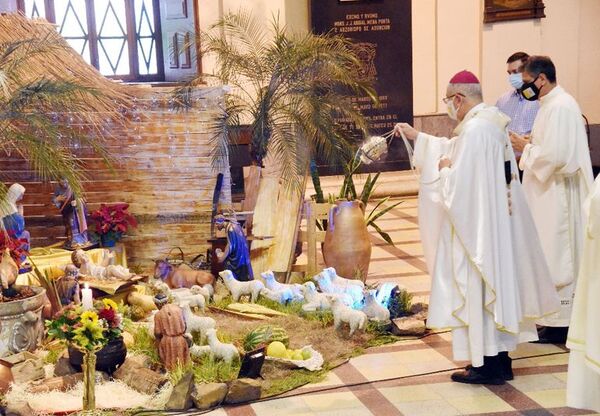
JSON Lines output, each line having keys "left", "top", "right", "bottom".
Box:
{"left": 1, "top": 183, "right": 30, "bottom": 268}
{"left": 52, "top": 179, "right": 92, "bottom": 250}
{"left": 214, "top": 214, "right": 253, "bottom": 281}
{"left": 56, "top": 264, "right": 81, "bottom": 306}
{"left": 71, "top": 249, "right": 132, "bottom": 280}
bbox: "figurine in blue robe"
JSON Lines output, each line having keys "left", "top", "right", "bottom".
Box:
{"left": 214, "top": 214, "right": 253, "bottom": 281}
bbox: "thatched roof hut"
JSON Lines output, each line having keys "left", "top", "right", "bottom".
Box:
{"left": 0, "top": 13, "right": 231, "bottom": 266}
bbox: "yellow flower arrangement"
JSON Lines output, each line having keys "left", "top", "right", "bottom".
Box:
{"left": 72, "top": 317, "right": 105, "bottom": 350}
{"left": 102, "top": 298, "right": 118, "bottom": 310}
{"left": 81, "top": 310, "right": 99, "bottom": 324}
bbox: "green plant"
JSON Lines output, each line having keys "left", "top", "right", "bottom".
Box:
{"left": 388, "top": 288, "right": 413, "bottom": 319}
{"left": 176, "top": 10, "right": 377, "bottom": 191}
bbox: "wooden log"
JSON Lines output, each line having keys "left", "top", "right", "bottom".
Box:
{"left": 113, "top": 357, "right": 166, "bottom": 395}
{"left": 29, "top": 373, "right": 83, "bottom": 393}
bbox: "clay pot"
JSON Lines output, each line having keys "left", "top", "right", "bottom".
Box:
{"left": 69, "top": 336, "right": 127, "bottom": 374}
{"left": 322, "top": 200, "right": 372, "bottom": 279}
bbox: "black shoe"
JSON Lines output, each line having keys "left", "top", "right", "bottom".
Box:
{"left": 452, "top": 356, "right": 505, "bottom": 385}
{"left": 498, "top": 351, "right": 513, "bottom": 381}
{"left": 533, "top": 326, "right": 568, "bottom": 344}
{"left": 464, "top": 357, "right": 513, "bottom": 381}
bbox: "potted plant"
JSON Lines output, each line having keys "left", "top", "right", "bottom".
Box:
{"left": 46, "top": 298, "right": 126, "bottom": 410}
{"left": 90, "top": 203, "right": 137, "bottom": 247}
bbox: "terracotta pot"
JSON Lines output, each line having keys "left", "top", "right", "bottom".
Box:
{"left": 322, "top": 200, "right": 372, "bottom": 279}
{"left": 69, "top": 336, "right": 127, "bottom": 374}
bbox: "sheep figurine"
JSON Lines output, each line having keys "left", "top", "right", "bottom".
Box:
{"left": 171, "top": 288, "right": 206, "bottom": 312}
{"left": 300, "top": 282, "right": 332, "bottom": 312}
{"left": 260, "top": 287, "right": 294, "bottom": 304}
{"left": 190, "top": 344, "right": 212, "bottom": 358}
{"left": 181, "top": 302, "right": 216, "bottom": 342}
{"left": 314, "top": 270, "right": 364, "bottom": 304}
{"left": 363, "top": 290, "right": 391, "bottom": 322}
{"left": 260, "top": 271, "right": 304, "bottom": 301}
{"left": 205, "top": 328, "right": 239, "bottom": 363}
{"left": 330, "top": 297, "right": 368, "bottom": 336}
{"left": 219, "top": 270, "right": 264, "bottom": 302}
{"left": 321, "top": 267, "right": 365, "bottom": 290}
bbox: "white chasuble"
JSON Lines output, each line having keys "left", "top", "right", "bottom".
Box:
{"left": 424, "top": 104, "right": 559, "bottom": 367}
{"left": 413, "top": 132, "right": 453, "bottom": 273}
{"left": 520, "top": 86, "right": 594, "bottom": 327}
{"left": 566, "top": 175, "right": 600, "bottom": 413}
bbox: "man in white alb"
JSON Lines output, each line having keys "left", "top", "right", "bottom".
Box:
{"left": 395, "top": 70, "right": 559, "bottom": 385}
{"left": 566, "top": 174, "right": 600, "bottom": 413}
{"left": 510, "top": 56, "right": 594, "bottom": 344}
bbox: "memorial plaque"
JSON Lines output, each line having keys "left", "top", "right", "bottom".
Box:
{"left": 311, "top": 0, "right": 413, "bottom": 172}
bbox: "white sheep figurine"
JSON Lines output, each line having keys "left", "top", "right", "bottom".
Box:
{"left": 171, "top": 288, "right": 206, "bottom": 312}
{"left": 190, "top": 344, "right": 212, "bottom": 358}
{"left": 321, "top": 267, "right": 365, "bottom": 290}
{"left": 311, "top": 274, "right": 356, "bottom": 305}
{"left": 260, "top": 287, "right": 294, "bottom": 304}
{"left": 330, "top": 297, "right": 368, "bottom": 336}
{"left": 219, "top": 270, "right": 264, "bottom": 302}
{"left": 363, "top": 290, "right": 391, "bottom": 322}
{"left": 260, "top": 271, "right": 304, "bottom": 301}
{"left": 181, "top": 302, "right": 216, "bottom": 342}
{"left": 314, "top": 269, "right": 364, "bottom": 304}
{"left": 300, "top": 282, "right": 332, "bottom": 312}
{"left": 205, "top": 328, "right": 239, "bottom": 363}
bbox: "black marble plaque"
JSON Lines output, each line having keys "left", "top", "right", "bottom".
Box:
{"left": 311, "top": 0, "right": 413, "bottom": 172}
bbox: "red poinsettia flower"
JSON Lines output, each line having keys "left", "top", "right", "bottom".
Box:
{"left": 91, "top": 203, "right": 137, "bottom": 236}
{"left": 0, "top": 231, "right": 29, "bottom": 268}
{"left": 98, "top": 307, "right": 116, "bottom": 322}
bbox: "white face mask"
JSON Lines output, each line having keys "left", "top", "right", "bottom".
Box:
{"left": 446, "top": 99, "right": 459, "bottom": 121}
{"left": 508, "top": 73, "right": 523, "bottom": 90}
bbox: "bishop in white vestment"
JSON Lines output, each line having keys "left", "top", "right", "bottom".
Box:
{"left": 511, "top": 56, "right": 593, "bottom": 342}
{"left": 397, "top": 70, "right": 559, "bottom": 385}
{"left": 566, "top": 175, "right": 600, "bottom": 413}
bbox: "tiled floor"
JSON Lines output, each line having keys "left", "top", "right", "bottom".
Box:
{"left": 208, "top": 195, "right": 599, "bottom": 416}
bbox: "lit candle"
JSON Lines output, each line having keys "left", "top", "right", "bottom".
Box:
{"left": 81, "top": 283, "right": 93, "bottom": 311}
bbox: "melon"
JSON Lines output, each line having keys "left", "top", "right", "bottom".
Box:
{"left": 266, "top": 341, "right": 287, "bottom": 358}
{"left": 243, "top": 325, "right": 289, "bottom": 351}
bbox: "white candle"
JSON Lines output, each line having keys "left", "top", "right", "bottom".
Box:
{"left": 81, "top": 283, "right": 93, "bottom": 311}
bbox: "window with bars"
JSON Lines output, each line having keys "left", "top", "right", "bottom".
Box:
{"left": 18, "top": 0, "right": 164, "bottom": 81}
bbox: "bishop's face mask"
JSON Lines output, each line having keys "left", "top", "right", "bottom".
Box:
{"left": 508, "top": 73, "right": 523, "bottom": 90}
{"left": 446, "top": 96, "right": 460, "bottom": 121}
{"left": 520, "top": 75, "right": 541, "bottom": 101}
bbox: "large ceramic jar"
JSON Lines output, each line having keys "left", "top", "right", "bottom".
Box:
{"left": 322, "top": 200, "right": 371, "bottom": 279}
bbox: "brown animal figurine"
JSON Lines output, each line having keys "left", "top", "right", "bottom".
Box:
{"left": 0, "top": 248, "right": 18, "bottom": 291}
{"left": 154, "top": 304, "right": 189, "bottom": 370}
{"left": 153, "top": 260, "right": 214, "bottom": 289}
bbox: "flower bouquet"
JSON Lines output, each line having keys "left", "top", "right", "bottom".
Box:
{"left": 46, "top": 299, "right": 124, "bottom": 411}
{"left": 90, "top": 203, "right": 137, "bottom": 247}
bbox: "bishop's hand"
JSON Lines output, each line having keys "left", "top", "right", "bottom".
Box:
{"left": 394, "top": 123, "right": 419, "bottom": 141}
{"left": 438, "top": 156, "right": 452, "bottom": 170}
{"left": 509, "top": 131, "right": 530, "bottom": 153}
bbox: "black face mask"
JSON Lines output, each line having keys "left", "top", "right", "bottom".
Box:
{"left": 520, "top": 75, "right": 540, "bottom": 101}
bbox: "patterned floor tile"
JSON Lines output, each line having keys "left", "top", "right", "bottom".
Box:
{"left": 302, "top": 391, "right": 373, "bottom": 414}
{"left": 378, "top": 384, "right": 442, "bottom": 403}
{"left": 393, "top": 398, "right": 463, "bottom": 416}
{"left": 508, "top": 374, "right": 566, "bottom": 392}
{"left": 525, "top": 389, "right": 567, "bottom": 408}
{"left": 447, "top": 394, "right": 516, "bottom": 414}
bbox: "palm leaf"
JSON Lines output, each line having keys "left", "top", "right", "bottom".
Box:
{"left": 369, "top": 222, "right": 394, "bottom": 246}
{"left": 366, "top": 200, "right": 404, "bottom": 225}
